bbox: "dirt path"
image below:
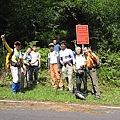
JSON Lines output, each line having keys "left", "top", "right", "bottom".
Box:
{"left": 0, "top": 99, "right": 120, "bottom": 114}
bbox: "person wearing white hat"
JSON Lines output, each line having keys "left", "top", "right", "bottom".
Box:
{"left": 48, "top": 43, "right": 64, "bottom": 90}
{"left": 73, "top": 46, "right": 87, "bottom": 99}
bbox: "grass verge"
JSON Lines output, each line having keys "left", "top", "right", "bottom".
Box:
{"left": 0, "top": 70, "right": 120, "bottom": 106}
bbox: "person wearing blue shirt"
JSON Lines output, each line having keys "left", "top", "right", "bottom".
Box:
{"left": 53, "top": 39, "right": 61, "bottom": 52}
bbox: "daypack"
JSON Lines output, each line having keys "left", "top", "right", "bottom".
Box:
{"left": 5, "top": 50, "right": 14, "bottom": 69}
{"left": 95, "top": 58, "right": 102, "bottom": 68}
{"left": 86, "top": 52, "right": 102, "bottom": 69}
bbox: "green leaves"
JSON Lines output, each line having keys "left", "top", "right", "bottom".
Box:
{"left": 0, "top": 0, "right": 119, "bottom": 51}
{"left": 98, "top": 49, "right": 120, "bottom": 87}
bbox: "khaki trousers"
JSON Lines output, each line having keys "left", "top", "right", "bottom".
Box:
{"left": 61, "top": 64, "right": 73, "bottom": 92}
{"left": 89, "top": 68, "right": 100, "bottom": 97}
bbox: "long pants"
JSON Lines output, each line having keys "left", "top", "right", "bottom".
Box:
{"left": 30, "top": 66, "right": 39, "bottom": 82}
{"left": 61, "top": 64, "right": 73, "bottom": 92}
{"left": 20, "top": 68, "right": 25, "bottom": 89}
{"left": 89, "top": 68, "right": 100, "bottom": 98}
{"left": 12, "top": 82, "right": 20, "bottom": 93}
{"left": 10, "top": 66, "right": 22, "bottom": 93}
{"left": 24, "top": 65, "right": 31, "bottom": 87}
{"left": 76, "top": 72, "right": 87, "bottom": 94}
{"left": 50, "top": 63, "right": 63, "bottom": 88}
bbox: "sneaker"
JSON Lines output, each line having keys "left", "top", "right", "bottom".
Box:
{"left": 76, "top": 93, "right": 86, "bottom": 100}
{"left": 36, "top": 81, "right": 39, "bottom": 84}
{"left": 27, "top": 84, "right": 31, "bottom": 88}
{"left": 94, "top": 96, "right": 100, "bottom": 100}
{"left": 53, "top": 87, "right": 57, "bottom": 90}
{"left": 69, "top": 91, "right": 74, "bottom": 94}
{"left": 17, "top": 92, "right": 24, "bottom": 94}
{"left": 12, "top": 92, "right": 16, "bottom": 95}
{"left": 16, "top": 90, "right": 24, "bottom": 94}
{"left": 59, "top": 87, "right": 64, "bottom": 91}
{"left": 30, "top": 81, "right": 33, "bottom": 85}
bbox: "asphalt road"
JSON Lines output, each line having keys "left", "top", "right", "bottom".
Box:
{"left": 0, "top": 100, "right": 120, "bottom": 120}
{"left": 0, "top": 109, "right": 120, "bottom": 120}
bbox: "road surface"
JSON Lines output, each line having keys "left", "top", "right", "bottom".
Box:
{"left": 0, "top": 100, "right": 120, "bottom": 120}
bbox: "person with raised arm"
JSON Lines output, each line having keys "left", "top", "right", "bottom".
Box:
{"left": 1, "top": 34, "right": 23, "bottom": 94}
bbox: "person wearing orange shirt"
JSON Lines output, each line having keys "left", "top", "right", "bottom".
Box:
{"left": 83, "top": 47, "right": 100, "bottom": 100}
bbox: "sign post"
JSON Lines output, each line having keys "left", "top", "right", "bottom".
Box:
{"left": 76, "top": 25, "right": 89, "bottom": 51}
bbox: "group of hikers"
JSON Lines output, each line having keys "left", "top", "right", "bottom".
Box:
{"left": 1, "top": 34, "right": 101, "bottom": 100}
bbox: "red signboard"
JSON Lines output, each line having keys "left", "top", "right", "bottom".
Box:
{"left": 76, "top": 25, "right": 89, "bottom": 44}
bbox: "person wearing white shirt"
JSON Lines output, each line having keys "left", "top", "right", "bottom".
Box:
{"left": 59, "top": 41, "right": 75, "bottom": 94}
{"left": 30, "top": 45, "right": 41, "bottom": 84}
{"left": 23, "top": 47, "right": 32, "bottom": 88}
{"left": 48, "top": 43, "right": 64, "bottom": 90}
{"left": 73, "top": 47, "right": 87, "bottom": 99}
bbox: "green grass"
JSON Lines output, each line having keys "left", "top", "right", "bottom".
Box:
{"left": 0, "top": 70, "right": 120, "bottom": 106}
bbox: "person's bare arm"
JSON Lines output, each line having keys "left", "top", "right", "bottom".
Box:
{"left": 88, "top": 48, "right": 98, "bottom": 61}
{"left": 38, "top": 53, "right": 41, "bottom": 68}
{"left": 38, "top": 59, "right": 41, "bottom": 68}
{"left": 73, "top": 64, "right": 77, "bottom": 72}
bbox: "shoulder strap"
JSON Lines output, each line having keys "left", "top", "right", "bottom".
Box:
{"left": 11, "top": 49, "right": 14, "bottom": 56}
{"left": 8, "top": 49, "right": 14, "bottom": 60}
{"left": 54, "top": 51, "right": 58, "bottom": 56}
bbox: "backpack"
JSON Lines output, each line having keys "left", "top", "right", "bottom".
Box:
{"left": 5, "top": 50, "right": 14, "bottom": 69}
{"left": 96, "top": 58, "right": 102, "bottom": 68}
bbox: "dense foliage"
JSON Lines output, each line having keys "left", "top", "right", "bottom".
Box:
{"left": 0, "top": 0, "right": 119, "bottom": 50}
{"left": 98, "top": 49, "right": 120, "bottom": 87}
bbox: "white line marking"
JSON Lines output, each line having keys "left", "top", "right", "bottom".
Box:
{"left": 103, "top": 106, "right": 120, "bottom": 109}
{"left": 0, "top": 100, "right": 24, "bottom": 103}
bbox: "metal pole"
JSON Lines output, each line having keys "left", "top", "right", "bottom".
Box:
{"left": 82, "top": 44, "right": 84, "bottom": 53}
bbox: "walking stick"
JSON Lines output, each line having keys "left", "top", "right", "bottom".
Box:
{"left": 2, "top": 41, "right": 5, "bottom": 69}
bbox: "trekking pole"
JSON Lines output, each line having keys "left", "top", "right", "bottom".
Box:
{"left": 2, "top": 41, "right": 5, "bottom": 69}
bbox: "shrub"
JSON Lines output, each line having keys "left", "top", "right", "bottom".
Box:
{"left": 98, "top": 49, "right": 120, "bottom": 87}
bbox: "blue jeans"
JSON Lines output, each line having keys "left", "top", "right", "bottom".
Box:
{"left": 30, "top": 66, "right": 39, "bottom": 82}
{"left": 12, "top": 82, "right": 20, "bottom": 93}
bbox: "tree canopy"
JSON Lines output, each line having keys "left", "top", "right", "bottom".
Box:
{"left": 0, "top": 0, "right": 120, "bottom": 51}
